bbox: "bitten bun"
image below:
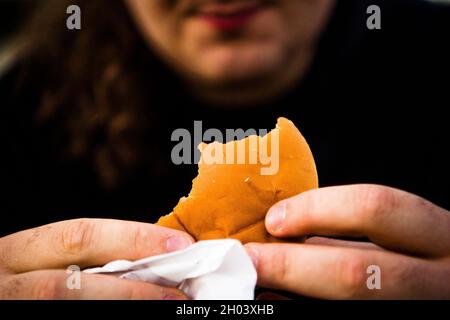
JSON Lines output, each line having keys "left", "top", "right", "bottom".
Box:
{"left": 157, "top": 117, "right": 318, "bottom": 243}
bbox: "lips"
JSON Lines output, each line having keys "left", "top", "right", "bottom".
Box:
{"left": 193, "top": 1, "right": 266, "bottom": 31}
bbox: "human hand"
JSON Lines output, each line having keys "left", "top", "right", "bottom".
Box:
{"left": 0, "top": 218, "right": 194, "bottom": 299}
{"left": 246, "top": 185, "right": 450, "bottom": 299}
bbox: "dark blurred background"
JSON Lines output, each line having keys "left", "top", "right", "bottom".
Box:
{"left": 0, "top": 1, "right": 35, "bottom": 73}
{"left": 0, "top": 1, "right": 21, "bottom": 39}
{"left": 0, "top": 1, "right": 31, "bottom": 41}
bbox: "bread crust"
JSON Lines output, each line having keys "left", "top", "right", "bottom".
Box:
{"left": 157, "top": 117, "right": 318, "bottom": 243}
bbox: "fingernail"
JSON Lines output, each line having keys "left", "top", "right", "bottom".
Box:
{"left": 166, "top": 235, "right": 193, "bottom": 252}
{"left": 266, "top": 202, "right": 286, "bottom": 232}
{"left": 246, "top": 246, "right": 259, "bottom": 269}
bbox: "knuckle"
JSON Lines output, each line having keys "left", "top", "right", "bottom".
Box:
{"left": 297, "top": 192, "right": 315, "bottom": 223}
{"left": 60, "top": 219, "right": 96, "bottom": 256}
{"left": 0, "top": 276, "right": 23, "bottom": 299}
{"left": 267, "top": 248, "right": 291, "bottom": 285}
{"left": 414, "top": 196, "right": 438, "bottom": 216}
{"left": 131, "top": 225, "right": 152, "bottom": 258}
{"left": 335, "top": 255, "right": 367, "bottom": 299}
{"left": 393, "top": 260, "right": 432, "bottom": 298}
{"left": 286, "top": 191, "right": 316, "bottom": 233}
{"left": 358, "top": 185, "right": 397, "bottom": 224}
{"left": 0, "top": 239, "right": 11, "bottom": 268}
{"left": 395, "top": 262, "right": 419, "bottom": 289}
{"left": 31, "top": 275, "right": 64, "bottom": 300}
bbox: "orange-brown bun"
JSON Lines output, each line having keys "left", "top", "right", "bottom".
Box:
{"left": 157, "top": 117, "right": 318, "bottom": 243}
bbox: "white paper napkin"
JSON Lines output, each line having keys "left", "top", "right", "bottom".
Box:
{"left": 84, "top": 239, "right": 257, "bottom": 300}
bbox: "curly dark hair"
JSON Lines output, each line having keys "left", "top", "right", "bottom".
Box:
{"left": 15, "top": 0, "right": 168, "bottom": 189}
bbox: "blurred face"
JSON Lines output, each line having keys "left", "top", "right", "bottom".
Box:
{"left": 125, "top": 0, "right": 336, "bottom": 104}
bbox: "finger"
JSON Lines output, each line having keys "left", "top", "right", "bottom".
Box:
{"left": 0, "top": 219, "right": 194, "bottom": 273}
{"left": 256, "top": 292, "right": 291, "bottom": 300}
{"left": 0, "top": 270, "right": 188, "bottom": 300}
{"left": 246, "top": 243, "right": 447, "bottom": 299}
{"left": 266, "top": 185, "right": 450, "bottom": 257}
{"left": 305, "top": 236, "right": 385, "bottom": 252}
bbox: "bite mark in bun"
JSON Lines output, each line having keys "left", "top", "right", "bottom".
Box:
{"left": 157, "top": 117, "right": 318, "bottom": 243}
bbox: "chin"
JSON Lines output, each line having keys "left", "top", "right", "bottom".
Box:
{"left": 190, "top": 43, "right": 284, "bottom": 85}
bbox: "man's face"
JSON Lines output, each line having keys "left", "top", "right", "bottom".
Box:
{"left": 126, "top": 0, "right": 335, "bottom": 93}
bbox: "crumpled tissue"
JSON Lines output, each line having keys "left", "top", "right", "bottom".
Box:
{"left": 84, "top": 239, "right": 257, "bottom": 300}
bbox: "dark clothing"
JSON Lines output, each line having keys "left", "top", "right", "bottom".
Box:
{"left": 1, "top": 0, "right": 449, "bottom": 236}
